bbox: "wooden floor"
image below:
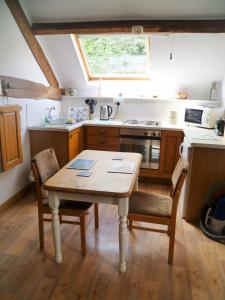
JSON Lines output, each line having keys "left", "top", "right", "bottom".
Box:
{"left": 0, "top": 182, "right": 224, "bottom": 300}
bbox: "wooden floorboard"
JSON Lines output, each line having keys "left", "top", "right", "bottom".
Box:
{"left": 0, "top": 183, "right": 224, "bottom": 300}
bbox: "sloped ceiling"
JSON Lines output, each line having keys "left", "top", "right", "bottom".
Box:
{"left": 22, "top": 0, "right": 225, "bottom": 22}
{"left": 17, "top": 0, "right": 225, "bottom": 99}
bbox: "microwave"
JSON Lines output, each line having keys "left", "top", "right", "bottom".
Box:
{"left": 184, "top": 107, "right": 224, "bottom": 128}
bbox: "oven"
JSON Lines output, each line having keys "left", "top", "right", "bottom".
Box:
{"left": 120, "top": 128, "right": 161, "bottom": 169}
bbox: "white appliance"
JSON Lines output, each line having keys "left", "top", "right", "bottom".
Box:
{"left": 179, "top": 137, "right": 191, "bottom": 218}
{"left": 184, "top": 107, "right": 224, "bottom": 129}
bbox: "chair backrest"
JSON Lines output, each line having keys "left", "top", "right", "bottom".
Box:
{"left": 170, "top": 157, "right": 188, "bottom": 218}
{"left": 31, "top": 148, "right": 59, "bottom": 201}
{"left": 171, "top": 157, "right": 188, "bottom": 197}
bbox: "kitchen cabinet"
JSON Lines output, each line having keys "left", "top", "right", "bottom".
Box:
{"left": 183, "top": 146, "right": 225, "bottom": 222}
{"left": 29, "top": 127, "right": 83, "bottom": 168}
{"left": 86, "top": 126, "right": 120, "bottom": 151}
{"left": 0, "top": 105, "right": 23, "bottom": 171}
{"left": 159, "top": 130, "right": 184, "bottom": 178}
{"left": 68, "top": 128, "right": 83, "bottom": 161}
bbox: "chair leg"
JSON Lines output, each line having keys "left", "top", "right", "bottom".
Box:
{"left": 59, "top": 214, "right": 63, "bottom": 224}
{"left": 38, "top": 211, "right": 44, "bottom": 250}
{"left": 167, "top": 224, "right": 170, "bottom": 237}
{"left": 94, "top": 203, "right": 99, "bottom": 229}
{"left": 80, "top": 214, "right": 86, "bottom": 256}
{"left": 168, "top": 224, "right": 176, "bottom": 265}
{"left": 128, "top": 219, "right": 133, "bottom": 231}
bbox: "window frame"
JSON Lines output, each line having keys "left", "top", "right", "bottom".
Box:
{"left": 73, "top": 34, "right": 150, "bottom": 81}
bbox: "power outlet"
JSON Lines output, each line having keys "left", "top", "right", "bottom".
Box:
{"left": 113, "top": 98, "right": 122, "bottom": 105}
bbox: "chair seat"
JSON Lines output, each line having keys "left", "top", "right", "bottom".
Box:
{"left": 43, "top": 198, "right": 93, "bottom": 211}
{"left": 129, "top": 191, "right": 172, "bottom": 218}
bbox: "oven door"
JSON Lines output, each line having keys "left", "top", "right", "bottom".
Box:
{"left": 120, "top": 137, "right": 160, "bottom": 169}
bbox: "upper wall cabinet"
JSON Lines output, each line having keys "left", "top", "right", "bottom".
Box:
{"left": 0, "top": 105, "right": 23, "bottom": 172}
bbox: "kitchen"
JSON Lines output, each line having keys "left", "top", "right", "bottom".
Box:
{"left": 0, "top": 0, "right": 225, "bottom": 299}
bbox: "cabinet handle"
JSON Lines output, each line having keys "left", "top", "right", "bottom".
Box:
{"left": 98, "top": 137, "right": 108, "bottom": 144}
{"left": 98, "top": 129, "right": 107, "bottom": 135}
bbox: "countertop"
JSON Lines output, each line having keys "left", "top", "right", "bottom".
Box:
{"left": 28, "top": 119, "right": 184, "bottom": 132}
{"left": 184, "top": 127, "right": 225, "bottom": 149}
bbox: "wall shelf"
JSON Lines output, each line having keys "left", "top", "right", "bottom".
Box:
{"left": 62, "top": 95, "right": 221, "bottom": 106}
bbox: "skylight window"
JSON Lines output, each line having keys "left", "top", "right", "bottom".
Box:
{"left": 75, "top": 35, "right": 150, "bottom": 80}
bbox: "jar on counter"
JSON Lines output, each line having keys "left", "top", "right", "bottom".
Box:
{"left": 168, "top": 111, "right": 177, "bottom": 125}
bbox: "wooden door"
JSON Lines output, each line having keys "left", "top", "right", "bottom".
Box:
{"left": 159, "top": 130, "right": 183, "bottom": 178}
{"left": 0, "top": 105, "right": 23, "bottom": 171}
{"left": 68, "top": 128, "right": 83, "bottom": 161}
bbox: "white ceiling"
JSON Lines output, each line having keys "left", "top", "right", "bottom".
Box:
{"left": 22, "top": 0, "right": 225, "bottom": 23}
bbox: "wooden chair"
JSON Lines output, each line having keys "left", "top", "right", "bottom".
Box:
{"left": 31, "top": 148, "right": 99, "bottom": 256}
{"left": 128, "top": 157, "right": 188, "bottom": 264}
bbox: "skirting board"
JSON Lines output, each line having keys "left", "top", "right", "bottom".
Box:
{"left": 0, "top": 184, "right": 33, "bottom": 213}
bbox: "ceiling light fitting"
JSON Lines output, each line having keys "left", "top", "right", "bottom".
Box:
{"left": 132, "top": 25, "right": 144, "bottom": 34}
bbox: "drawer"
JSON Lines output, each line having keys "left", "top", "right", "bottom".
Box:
{"left": 87, "top": 126, "right": 119, "bottom": 137}
{"left": 87, "top": 135, "right": 119, "bottom": 147}
{"left": 87, "top": 145, "right": 119, "bottom": 152}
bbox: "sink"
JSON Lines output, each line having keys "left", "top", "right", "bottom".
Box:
{"left": 40, "top": 122, "right": 78, "bottom": 129}
{"left": 41, "top": 119, "right": 79, "bottom": 127}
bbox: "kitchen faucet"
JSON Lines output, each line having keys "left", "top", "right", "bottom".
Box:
{"left": 45, "top": 106, "right": 56, "bottom": 123}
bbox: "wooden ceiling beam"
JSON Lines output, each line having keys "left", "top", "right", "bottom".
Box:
{"left": 5, "top": 0, "right": 59, "bottom": 88}
{"left": 31, "top": 19, "right": 225, "bottom": 35}
{"left": 0, "top": 75, "right": 61, "bottom": 100}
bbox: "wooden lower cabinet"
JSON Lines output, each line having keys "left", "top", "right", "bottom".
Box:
{"left": 68, "top": 128, "right": 83, "bottom": 161}
{"left": 184, "top": 147, "right": 225, "bottom": 222}
{"left": 30, "top": 126, "right": 183, "bottom": 177}
{"left": 0, "top": 105, "right": 23, "bottom": 171}
{"left": 29, "top": 127, "right": 83, "bottom": 168}
{"left": 85, "top": 126, "right": 183, "bottom": 179}
{"left": 86, "top": 126, "right": 120, "bottom": 151}
{"left": 159, "top": 130, "right": 184, "bottom": 178}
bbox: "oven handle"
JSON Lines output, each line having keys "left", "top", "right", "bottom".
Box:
{"left": 119, "top": 135, "right": 161, "bottom": 140}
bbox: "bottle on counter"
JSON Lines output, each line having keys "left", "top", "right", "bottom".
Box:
{"left": 209, "top": 82, "right": 218, "bottom": 101}
{"left": 168, "top": 110, "right": 177, "bottom": 125}
{"left": 215, "top": 118, "right": 225, "bottom": 136}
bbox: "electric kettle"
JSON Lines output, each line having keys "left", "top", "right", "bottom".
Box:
{"left": 100, "top": 105, "right": 113, "bottom": 120}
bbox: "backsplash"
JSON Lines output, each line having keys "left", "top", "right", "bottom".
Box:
{"left": 61, "top": 97, "right": 223, "bottom": 125}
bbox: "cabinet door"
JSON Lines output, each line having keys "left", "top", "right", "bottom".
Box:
{"left": 0, "top": 106, "right": 23, "bottom": 171}
{"left": 159, "top": 130, "right": 183, "bottom": 178}
{"left": 68, "top": 128, "right": 83, "bottom": 161}
{"left": 29, "top": 130, "right": 68, "bottom": 168}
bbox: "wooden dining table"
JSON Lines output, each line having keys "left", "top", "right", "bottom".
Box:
{"left": 44, "top": 150, "right": 142, "bottom": 272}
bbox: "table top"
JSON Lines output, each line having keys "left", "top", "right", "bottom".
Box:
{"left": 44, "top": 150, "right": 142, "bottom": 197}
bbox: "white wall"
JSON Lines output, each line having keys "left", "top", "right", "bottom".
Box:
{"left": 38, "top": 33, "right": 225, "bottom": 100}
{"left": 222, "top": 76, "right": 225, "bottom": 107}
{"left": 0, "top": 1, "right": 61, "bottom": 205}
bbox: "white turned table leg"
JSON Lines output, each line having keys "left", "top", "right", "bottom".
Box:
{"left": 118, "top": 197, "right": 129, "bottom": 273}
{"left": 49, "top": 191, "right": 62, "bottom": 264}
